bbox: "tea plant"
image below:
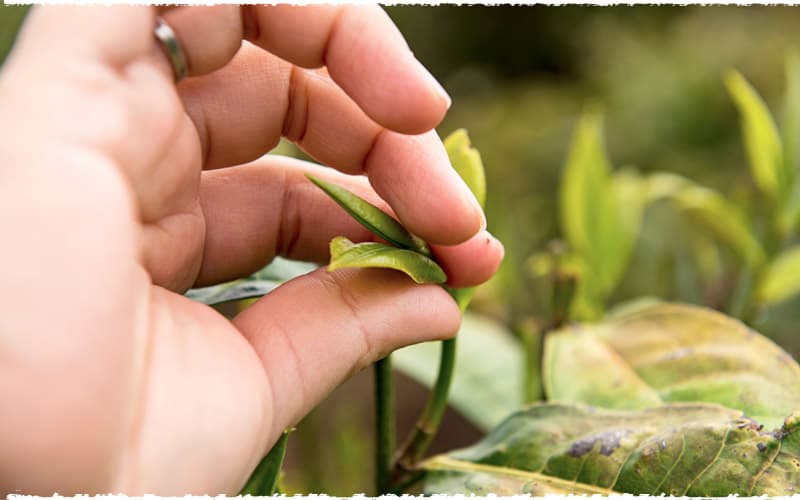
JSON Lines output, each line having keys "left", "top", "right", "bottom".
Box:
{"left": 425, "top": 57, "right": 800, "bottom": 495}
{"left": 187, "top": 59, "right": 800, "bottom": 496}
{"left": 188, "top": 129, "right": 488, "bottom": 494}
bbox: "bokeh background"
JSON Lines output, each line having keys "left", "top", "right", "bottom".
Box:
{"left": 3, "top": 5, "right": 800, "bottom": 494}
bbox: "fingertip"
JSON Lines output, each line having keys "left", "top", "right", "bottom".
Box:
{"left": 324, "top": 7, "right": 451, "bottom": 135}
{"left": 432, "top": 231, "right": 505, "bottom": 288}
{"left": 367, "top": 130, "right": 486, "bottom": 246}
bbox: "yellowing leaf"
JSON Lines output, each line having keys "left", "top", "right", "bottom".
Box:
{"left": 725, "top": 70, "right": 788, "bottom": 202}
{"left": 423, "top": 455, "right": 610, "bottom": 495}
{"left": 544, "top": 302, "right": 800, "bottom": 429}
{"left": 444, "top": 129, "right": 486, "bottom": 209}
{"left": 328, "top": 236, "right": 446, "bottom": 284}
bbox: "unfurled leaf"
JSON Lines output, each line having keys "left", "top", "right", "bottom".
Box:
{"left": 328, "top": 236, "right": 445, "bottom": 284}
{"left": 560, "top": 110, "right": 613, "bottom": 266}
{"left": 725, "top": 70, "right": 788, "bottom": 202}
{"left": 307, "top": 175, "right": 430, "bottom": 255}
{"left": 757, "top": 245, "right": 800, "bottom": 305}
{"left": 559, "top": 112, "right": 645, "bottom": 319}
{"left": 393, "top": 313, "right": 524, "bottom": 431}
{"left": 544, "top": 302, "right": 800, "bottom": 428}
{"left": 647, "top": 173, "right": 765, "bottom": 268}
{"left": 424, "top": 402, "right": 800, "bottom": 496}
{"left": 783, "top": 52, "right": 800, "bottom": 181}
{"left": 604, "top": 168, "right": 647, "bottom": 290}
{"left": 444, "top": 129, "right": 486, "bottom": 208}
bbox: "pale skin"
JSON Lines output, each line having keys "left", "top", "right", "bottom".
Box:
{"left": 0, "top": 5, "right": 504, "bottom": 495}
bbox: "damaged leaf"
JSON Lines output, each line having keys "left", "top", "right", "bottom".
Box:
{"left": 424, "top": 402, "right": 800, "bottom": 496}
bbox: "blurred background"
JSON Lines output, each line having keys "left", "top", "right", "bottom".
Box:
{"left": 3, "top": 5, "right": 800, "bottom": 494}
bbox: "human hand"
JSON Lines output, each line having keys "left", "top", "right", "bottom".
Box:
{"left": 0, "top": 5, "right": 504, "bottom": 495}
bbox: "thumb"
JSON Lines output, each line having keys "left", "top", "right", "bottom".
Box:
{"left": 233, "top": 266, "right": 461, "bottom": 444}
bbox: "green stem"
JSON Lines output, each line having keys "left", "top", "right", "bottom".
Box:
{"left": 374, "top": 356, "right": 394, "bottom": 495}
{"left": 518, "top": 318, "right": 543, "bottom": 403}
{"left": 395, "top": 337, "right": 456, "bottom": 474}
{"left": 388, "top": 469, "right": 425, "bottom": 494}
{"left": 240, "top": 429, "right": 291, "bottom": 495}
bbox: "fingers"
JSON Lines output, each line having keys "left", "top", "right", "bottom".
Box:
{"left": 181, "top": 43, "right": 483, "bottom": 245}
{"left": 196, "top": 158, "right": 379, "bottom": 286}
{"left": 158, "top": 5, "right": 449, "bottom": 134}
{"left": 196, "top": 156, "right": 502, "bottom": 288}
{"left": 233, "top": 266, "right": 461, "bottom": 439}
{"left": 158, "top": 6, "right": 243, "bottom": 76}
{"left": 244, "top": 5, "right": 450, "bottom": 134}
{"left": 432, "top": 232, "right": 505, "bottom": 289}
{"left": 167, "top": 5, "right": 450, "bottom": 133}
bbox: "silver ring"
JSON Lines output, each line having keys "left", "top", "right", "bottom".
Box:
{"left": 153, "top": 17, "right": 188, "bottom": 83}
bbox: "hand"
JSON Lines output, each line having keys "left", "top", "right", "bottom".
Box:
{"left": 0, "top": 5, "right": 504, "bottom": 495}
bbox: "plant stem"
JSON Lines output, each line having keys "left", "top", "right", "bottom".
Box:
{"left": 388, "top": 469, "right": 426, "bottom": 494}
{"left": 374, "top": 356, "right": 394, "bottom": 495}
{"left": 518, "top": 318, "right": 543, "bottom": 403}
{"left": 394, "top": 337, "right": 457, "bottom": 473}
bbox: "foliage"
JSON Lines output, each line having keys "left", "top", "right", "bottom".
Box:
{"left": 544, "top": 302, "right": 800, "bottom": 429}
{"left": 418, "top": 60, "right": 800, "bottom": 496}
{"left": 425, "top": 402, "right": 800, "bottom": 496}
{"left": 393, "top": 313, "right": 523, "bottom": 431}
{"left": 423, "top": 302, "right": 800, "bottom": 495}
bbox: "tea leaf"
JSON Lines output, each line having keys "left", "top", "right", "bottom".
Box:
{"left": 423, "top": 455, "right": 610, "bottom": 495}
{"left": 444, "top": 129, "right": 486, "bottom": 208}
{"left": 647, "top": 173, "right": 765, "bottom": 268}
{"left": 725, "top": 70, "right": 787, "bottom": 202}
{"left": 186, "top": 257, "right": 317, "bottom": 306}
{"left": 560, "top": 110, "right": 613, "bottom": 267}
{"left": 783, "top": 52, "right": 800, "bottom": 183}
{"left": 251, "top": 256, "right": 317, "bottom": 281}
{"left": 544, "top": 302, "right": 800, "bottom": 429}
{"left": 240, "top": 429, "right": 291, "bottom": 495}
{"left": 757, "top": 245, "right": 800, "bottom": 305}
{"left": 424, "top": 402, "right": 800, "bottom": 495}
{"left": 393, "top": 313, "right": 523, "bottom": 431}
{"left": 604, "top": 168, "right": 647, "bottom": 291}
{"left": 307, "top": 175, "right": 429, "bottom": 255}
{"left": 185, "top": 280, "right": 280, "bottom": 305}
{"left": 328, "top": 236, "right": 446, "bottom": 284}
{"left": 559, "top": 112, "right": 645, "bottom": 318}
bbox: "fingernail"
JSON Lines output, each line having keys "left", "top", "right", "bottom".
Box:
{"left": 466, "top": 186, "right": 486, "bottom": 231}
{"left": 416, "top": 59, "right": 451, "bottom": 109}
{"left": 478, "top": 207, "right": 488, "bottom": 232}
